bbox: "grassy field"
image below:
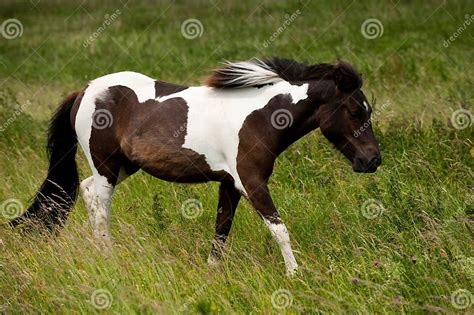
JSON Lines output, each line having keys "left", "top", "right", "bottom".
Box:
{"left": 0, "top": 0, "right": 473, "bottom": 313}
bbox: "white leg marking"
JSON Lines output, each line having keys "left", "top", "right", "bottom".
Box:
{"left": 207, "top": 237, "right": 226, "bottom": 266}
{"left": 80, "top": 174, "right": 114, "bottom": 240}
{"left": 207, "top": 254, "right": 220, "bottom": 267}
{"left": 264, "top": 219, "right": 299, "bottom": 276}
{"left": 90, "top": 174, "right": 114, "bottom": 240}
{"left": 80, "top": 176, "right": 95, "bottom": 227}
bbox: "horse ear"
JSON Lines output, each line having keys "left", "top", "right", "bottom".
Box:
{"left": 333, "top": 61, "right": 362, "bottom": 93}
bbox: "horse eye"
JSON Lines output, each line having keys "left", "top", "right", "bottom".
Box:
{"left": 348, "top": 110, "right": 359, "bottom": 118}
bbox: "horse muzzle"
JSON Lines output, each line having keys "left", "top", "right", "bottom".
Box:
{"left": 352, "top": 151, "right": 381, "bottom": 173}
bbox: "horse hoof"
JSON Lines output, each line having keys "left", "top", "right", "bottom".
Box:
{"left": 286, "top": 266, "right": 299, "bottom": 277}
{"left": 207, "top": 255, "right": 220, "bottom": 267}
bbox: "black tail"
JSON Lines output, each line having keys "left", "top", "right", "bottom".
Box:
{"left": 10, "top": 92, "right": 80, "bottom": 231}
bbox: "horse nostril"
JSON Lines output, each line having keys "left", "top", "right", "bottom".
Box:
{"left": 369, "top": 156, "right": 381, "bottom": 167}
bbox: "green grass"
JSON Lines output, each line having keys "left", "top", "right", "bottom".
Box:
{"left": 0, "top": 0, "right": 473, "bottom": 313}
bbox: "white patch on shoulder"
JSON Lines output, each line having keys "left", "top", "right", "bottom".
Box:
{"left": 158, "top": 82, "right": 309, "bottom": 194}
{"left": 363, "top": 101, "right": 369, "bottom": 112}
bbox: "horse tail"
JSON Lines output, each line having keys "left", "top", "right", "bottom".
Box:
{"left": 9, "top": 92, "right": 80, "bottom": 231}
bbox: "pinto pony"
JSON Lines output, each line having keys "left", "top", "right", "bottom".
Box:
{"left": 10, "top": 58, "right": 381, "bottom": 275}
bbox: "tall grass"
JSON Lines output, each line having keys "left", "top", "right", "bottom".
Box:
{"left": 0, "top": 0, "right": 472, "bottom": 313}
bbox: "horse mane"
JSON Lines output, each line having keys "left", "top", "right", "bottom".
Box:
{"left": 204, "top": 58, "right": 362, "bottom": 90}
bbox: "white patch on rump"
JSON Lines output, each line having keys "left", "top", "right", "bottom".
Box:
{"left": 75, "top": 71, "right": 156, "bottom": 179}
{"left": 158, "top": 82, "right": 309, "bottom": 194}
{"left": 75, "top": 71, "right": 156, "bottom": 238}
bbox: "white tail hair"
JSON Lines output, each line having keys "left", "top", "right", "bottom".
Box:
{"left": 205, "top": 59, "right": 283, "bottom": 88}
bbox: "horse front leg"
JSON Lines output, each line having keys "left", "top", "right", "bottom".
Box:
{"left": 208, "top": 180, "right": 241, "bottom": 265}
{"left": 244, "top": 179, "right": 299, "bottom": 276}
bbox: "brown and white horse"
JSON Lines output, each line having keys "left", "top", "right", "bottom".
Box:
{"left": 10, "top": 58, "right": 381, "bottom": 275}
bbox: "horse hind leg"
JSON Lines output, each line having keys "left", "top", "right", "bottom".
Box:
{"left": 80, "top": 176, "right": 95, "bottom": 227}
{"left": 81, "top": 158, "right": 136, "bottom": 241}
{"left": 90, "top": 173, "right": 115, "bottom": 240}
{"left": 79, "top": 172, "right": 115, "bottom": 241}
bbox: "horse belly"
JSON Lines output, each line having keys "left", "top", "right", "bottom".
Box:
{"left": 120, "top": 101, "right": 227, "bottom": 183}
{"left": 126, "top": 139, "right": 226, "bottom": 183}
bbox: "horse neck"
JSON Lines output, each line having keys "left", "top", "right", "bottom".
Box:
{"left": 272, "top": 97, "right": 320, "bottom": 155}
{"left": 274, "top": 78, "right": 338, "bottom": 153}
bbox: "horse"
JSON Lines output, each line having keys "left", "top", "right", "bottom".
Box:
{"left": 10, "top": 58, "right": 381, "bottom": 276}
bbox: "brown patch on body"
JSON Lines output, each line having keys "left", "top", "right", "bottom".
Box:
{"left": 236, "top": 94, "right": 318, "bottom": 187}
{"left": 87, "top": 84, "right": 229, "bottom": 184}
{"left": 154, "top": 80, "right": 187, "bottom": 97}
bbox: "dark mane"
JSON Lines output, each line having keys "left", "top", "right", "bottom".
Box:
{"left": 204, "top": 58, "right": 362, "bottom": 90}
